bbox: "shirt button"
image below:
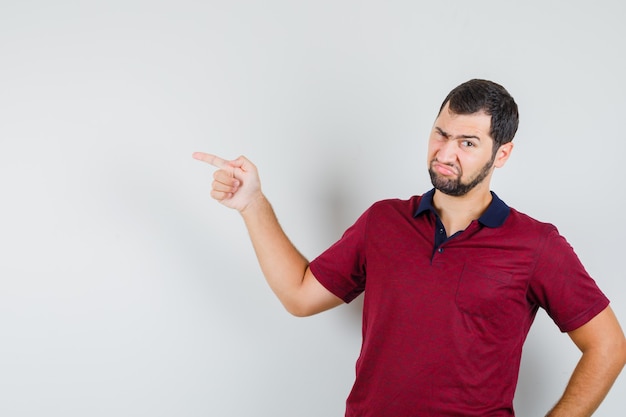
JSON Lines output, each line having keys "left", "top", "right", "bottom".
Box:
{"left": 438, "top": 248, "right": 444, "bottom": 253}
{"left": 439, "top": 228, "right": 444, "bottom": 234}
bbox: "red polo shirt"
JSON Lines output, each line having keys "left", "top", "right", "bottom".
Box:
{"left": 309, "top": 189, "right": 609, "bottom": 417}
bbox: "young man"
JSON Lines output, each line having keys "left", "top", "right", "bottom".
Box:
{"left": 193, "top": 79, "right": 626, "bottom": 416}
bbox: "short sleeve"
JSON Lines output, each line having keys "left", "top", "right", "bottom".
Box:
{"left": 528, "top": 226, "right": 609, "bottom": 332}
{"left": 309, "top": 209, "right": 370, "bottom": 303}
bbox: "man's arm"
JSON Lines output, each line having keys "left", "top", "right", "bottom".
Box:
{"left": 546, "top": 305, "right": 626, "bottom": 417}
{"left": 193, "top": 152, "right": 343, "bottom": 317}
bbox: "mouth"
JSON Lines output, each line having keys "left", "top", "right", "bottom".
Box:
{"left": 431, "top": 161, "right": 459, "bottom": 176}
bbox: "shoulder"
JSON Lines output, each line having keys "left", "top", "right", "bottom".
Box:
{"left": 370, "top": 195, "right": 423, "bottom": 211}
{"left": 368, "top": 195, "right": 422, "bottom": 217}
{"left": 493, "top": 207, "right": 563, "bottom": 254}
{"left": 506, "top": 206, "right": 558, "bottom": 234}
{"left": 353, "top": 196, "right": 426, "bottom": 234}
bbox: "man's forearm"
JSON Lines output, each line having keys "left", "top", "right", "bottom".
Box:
{"left": 240, "top": 194, "right": 310, "bottom": 312}
{"left": 546, "top": 345, "right": 625, "bottom": 416}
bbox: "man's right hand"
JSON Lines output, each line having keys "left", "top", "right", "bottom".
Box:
{"left": 193, "top": 151, "right": 343, "bottom": 316}
{"left": 192, "top": 152, "right": 262, "bottom": 213}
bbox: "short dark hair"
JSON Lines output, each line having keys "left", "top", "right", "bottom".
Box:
{"left": 439, "top": 79, "right": 519, "bottom": 149}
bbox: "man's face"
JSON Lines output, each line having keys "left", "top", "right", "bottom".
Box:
{"left": 427, "top": 103, "right": 499, "bottom": 197}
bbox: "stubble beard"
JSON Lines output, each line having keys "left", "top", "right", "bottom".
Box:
{"left": 428, "top": 156, "right": 495, "bottom": 197}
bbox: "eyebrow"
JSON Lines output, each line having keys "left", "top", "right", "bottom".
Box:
{"left": 435, "top": 127, "right": 482, "bottom": 141}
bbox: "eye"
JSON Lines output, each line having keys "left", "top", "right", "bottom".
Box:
{"left": 461, "top": 140, "right": 476, "bottom": 148}
{"left": 433, "top": 128, "right": 450, "bottom": 140}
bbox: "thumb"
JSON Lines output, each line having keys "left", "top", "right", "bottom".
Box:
{"left": 230, "top": 155, "right": 257, "bottom": 177}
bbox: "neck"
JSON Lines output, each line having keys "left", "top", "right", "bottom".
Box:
{"left": 432, "top": 185, "right": 493, "bottom": 236}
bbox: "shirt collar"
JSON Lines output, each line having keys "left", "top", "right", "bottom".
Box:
{"left": 414, "top": 188, "right": 510, "bottom": 228}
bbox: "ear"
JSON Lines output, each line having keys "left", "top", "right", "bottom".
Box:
{"left": 493, "top": 142, "right": 514, "bottom": 168}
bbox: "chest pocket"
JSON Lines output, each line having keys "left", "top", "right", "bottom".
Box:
{"left": 455, "top": 265, "right": 514, "bottom": 319}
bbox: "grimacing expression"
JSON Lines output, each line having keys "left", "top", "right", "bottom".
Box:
{"left": 428, "top": 154, "right": 496, "bottom": 197}
{"left": 427, "top": 105, "right": 498, "bottom": 197}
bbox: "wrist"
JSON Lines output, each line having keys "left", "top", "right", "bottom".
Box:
{"left": 240, "top": 192, "right": 268, "bottom": 216}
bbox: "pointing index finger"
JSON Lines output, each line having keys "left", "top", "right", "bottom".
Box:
{"left": 192, "top": 152, "right": 229, "bottom": 169}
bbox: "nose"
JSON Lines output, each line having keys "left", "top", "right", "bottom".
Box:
{"left": 435, "top": 140, "right": 458, "bottom": 164}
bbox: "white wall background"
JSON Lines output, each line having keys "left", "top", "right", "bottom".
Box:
{"left": 1, "top": 1, "right": 624, "bottom": 416}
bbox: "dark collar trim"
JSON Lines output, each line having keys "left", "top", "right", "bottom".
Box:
{"left": 414, "top": 188, "right": 510, "bottom": 228}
